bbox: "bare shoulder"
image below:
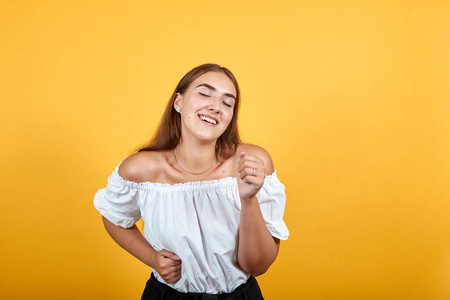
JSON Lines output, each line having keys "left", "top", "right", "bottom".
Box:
{"left": 118, "top": 151, "right": 166, "bottom": 182}
{"left": 237, "top": 143, "right": 275, "bottom": 174}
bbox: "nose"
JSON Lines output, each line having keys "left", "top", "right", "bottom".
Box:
{"left": 209, "top": 96, "right": 220, "bottom": 113}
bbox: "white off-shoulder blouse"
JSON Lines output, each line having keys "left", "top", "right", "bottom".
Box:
{"left": 94, "top": 163, "right": 289, "bottom": 294}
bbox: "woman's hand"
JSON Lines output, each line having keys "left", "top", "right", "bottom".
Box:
{"left": 237, "top": 151, "right": 266, "bottom": 201}
{"left": 152, "top": 249, "right": 182, "bottom": 283}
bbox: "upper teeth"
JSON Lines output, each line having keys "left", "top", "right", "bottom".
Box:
{"left": 200, "top": 116, "right": 217, "bottom": 125}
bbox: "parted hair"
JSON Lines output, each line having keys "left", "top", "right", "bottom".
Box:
{"left": 138, "top": 63, "right": 241, "bottom": 159}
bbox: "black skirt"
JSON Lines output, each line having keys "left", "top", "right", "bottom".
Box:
{"left": 141, "top": 273, "right": 264, "bottom": 300}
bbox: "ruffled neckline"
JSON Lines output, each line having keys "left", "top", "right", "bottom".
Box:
{"left": 112, "top": 163, "right": 278, "bottom": 191}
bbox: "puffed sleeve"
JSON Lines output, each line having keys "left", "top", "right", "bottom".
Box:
{"left": 256, "top": 171, "right": 289, "bottom": 240}
{"left": 93, "top": 166, "right": 141, "bottom": 228}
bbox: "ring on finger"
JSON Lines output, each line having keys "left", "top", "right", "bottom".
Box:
{"left": 252, "top": 168, "right": 256, "bottom": 176}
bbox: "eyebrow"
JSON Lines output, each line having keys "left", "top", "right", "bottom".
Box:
{"left": 196, "top": 83, "right": 236, "bottom": 100}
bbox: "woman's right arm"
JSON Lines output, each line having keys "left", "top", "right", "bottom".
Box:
{"left": 102, "top": 216, "right": 181, "bottom": 283}
{"left": 102, "top": 152, "right": 181, "bottom": 283}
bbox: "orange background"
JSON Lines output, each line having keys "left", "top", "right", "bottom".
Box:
{"left": 1, "top": 1, "right": 449, "bottom": 299}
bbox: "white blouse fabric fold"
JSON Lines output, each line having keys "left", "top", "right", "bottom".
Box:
{"left": 94, "top": 163, "right": 289, "bottom": 294}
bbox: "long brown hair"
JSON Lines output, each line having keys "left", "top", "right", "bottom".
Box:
{"left": 138, "top": 63, "right": 241, "bottom": 159}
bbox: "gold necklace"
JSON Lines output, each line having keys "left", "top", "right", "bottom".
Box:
{"left": 172, "top": 148, "right": 219, "bottom": 175}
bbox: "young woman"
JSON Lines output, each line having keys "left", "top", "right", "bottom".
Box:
{"left": 94, "top": 64, "right": 289, "bottom": 299}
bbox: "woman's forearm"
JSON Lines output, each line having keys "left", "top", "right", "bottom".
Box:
{"left": 102, "top": 216, "right": 157, "bottom": 268}
{"left": 237, "top": 196, "right": 280, "bottom": 276}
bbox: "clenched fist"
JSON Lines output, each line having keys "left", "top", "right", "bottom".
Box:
{"left": 153, "top": 249, "right": 182, "bottom": 283}
{"left": 237, "top": 151, "right": 266, "bottom": 201}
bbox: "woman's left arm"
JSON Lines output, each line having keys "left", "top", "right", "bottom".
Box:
{"left": 236, "top": 148, "right": 280, "bottom": 276}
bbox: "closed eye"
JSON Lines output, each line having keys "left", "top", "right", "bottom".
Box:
{"left": 223, "top": 102, "right": 232, "bottom": 107}
{"left": 199, "top": 92, "right": 211, "bottom": 97}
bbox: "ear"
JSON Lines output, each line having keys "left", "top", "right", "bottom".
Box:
{"left": 173, "top": 93, "right": 182, "bottom": 110}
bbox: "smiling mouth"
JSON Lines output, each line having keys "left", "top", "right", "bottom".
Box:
{"left": 199, "top": 115, "right": 218, "bottom": 125}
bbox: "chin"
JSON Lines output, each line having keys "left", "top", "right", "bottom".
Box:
{"left": 193, "top": 132, "right": 222, "bottom": 143}
{"left": 197, "top": 136, "right": 220, "bottom": 144}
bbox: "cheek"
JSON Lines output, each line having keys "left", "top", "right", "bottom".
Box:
{"left": 223, "top": 111, "right": 234, "bottom": 124}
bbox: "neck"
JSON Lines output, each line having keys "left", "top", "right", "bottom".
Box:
{"left": 174, "top": 139, "right": 218, "bottom": 174}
